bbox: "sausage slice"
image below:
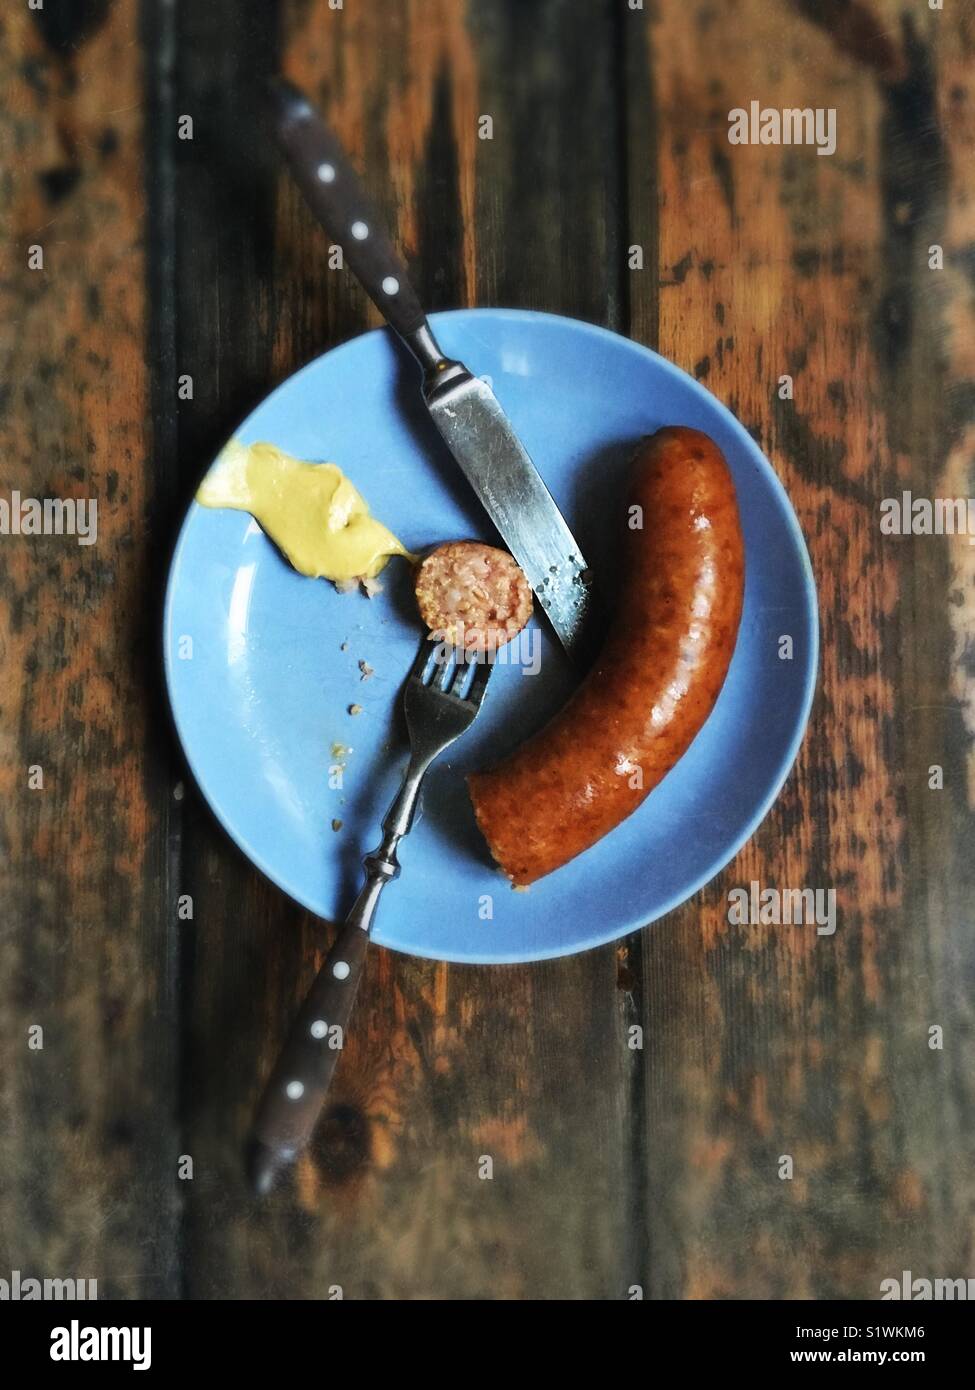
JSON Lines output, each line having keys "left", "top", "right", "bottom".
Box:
{"left": 414, "top": 541, "right": 532, "bottom": 653}
{"left": 467, "top": 427, "right": 745, "bottom": 885}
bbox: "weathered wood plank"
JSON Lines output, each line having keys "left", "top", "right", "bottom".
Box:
{"left": 174, "top": 0, "right": 642, "bottom": 1298}
{"left": 7, "top": 0, "right": 965, "bottom": 1303}
{"left": 627, "top": 0, "right": 975, "bottom": 1298}
{"left": 0, "top": 2, "right": 180, "bottom": 1297}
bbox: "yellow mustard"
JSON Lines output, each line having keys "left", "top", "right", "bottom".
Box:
{"left": 195, "top": 439, "right": 411, "bottom": 582}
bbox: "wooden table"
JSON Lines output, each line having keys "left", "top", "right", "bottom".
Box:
{"left": 1, "top": 0, "right": 972, "bottom": 1300}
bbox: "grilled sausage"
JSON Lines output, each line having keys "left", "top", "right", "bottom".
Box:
{"left": 415, "top": 541, "right": 532, "bottom": 653}
{"left": 467, "top": 426, "right": 745, "bottom": 885}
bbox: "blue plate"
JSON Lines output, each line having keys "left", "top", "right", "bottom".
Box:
{"left": 164, "top": 309, "right": 818, "bottom": 963}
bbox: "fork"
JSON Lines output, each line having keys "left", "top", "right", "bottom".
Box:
{"left": 247, "top": 637, "right": 495, "bottom": 1194}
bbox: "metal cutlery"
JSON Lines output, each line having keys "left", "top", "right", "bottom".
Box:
{"left": 248, "top": 639, "right": 495, "bottom": 1193}
{"left": 266, "top": 76, "right": 593, "bottom": 660}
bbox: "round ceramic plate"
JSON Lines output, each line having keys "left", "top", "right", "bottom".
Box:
{"left": 164, "top": 309, "right": 818, "bottom": 963}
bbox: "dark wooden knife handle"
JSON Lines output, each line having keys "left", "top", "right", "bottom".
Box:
{"left": 267, "top": 76, "right": 426, "bottom": 340}
{"left": 247, "top": 914, "right": 369, "bottom": 1194}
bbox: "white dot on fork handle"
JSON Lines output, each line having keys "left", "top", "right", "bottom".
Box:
{"left": 350, "top": 221, "right": 369, "bottom": 240}
{"left": 310, "top": 1020, "right": 328, "bottom": 1039}
{"left": 333, "top": 961, "right": 350, "bottom": 980}
{"left": 317, "top": 163, "right": 336, "bottom": 183}
{"left": 382, "top": 276, "right": 399, "bottom": 295}
{"left": 286, "top": 1080, "right": 304, "bottom": 1100}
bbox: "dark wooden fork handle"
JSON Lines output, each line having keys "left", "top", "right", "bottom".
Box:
{"left": 247, "top": 914, "right": 370, "bottom": 1195}
{"left": 248, "top": 745, "right": 430, "bottom": 1193}
{"left": 247, "top": 645, "right": 492, "bottom": 1195}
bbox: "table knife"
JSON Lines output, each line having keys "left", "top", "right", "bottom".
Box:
{"left": 266, "top": 77, "right": 592, "bottom": 658}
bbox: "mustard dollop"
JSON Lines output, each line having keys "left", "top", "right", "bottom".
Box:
{"left": 195, "top": 439, "right": 411, "bottom": 582}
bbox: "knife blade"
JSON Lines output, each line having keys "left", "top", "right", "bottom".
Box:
{"left": 422, "top": 369, "right": 590, "bottom": 652}
{"left": 267, "top": 77, "right": 592, "bottom": 659}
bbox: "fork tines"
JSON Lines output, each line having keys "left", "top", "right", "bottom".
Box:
{"left": 409, "top": 637, "right": 494, "bottom": 705}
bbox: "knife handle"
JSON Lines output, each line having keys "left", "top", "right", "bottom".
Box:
{"left": 267, "top": 77, "right": 427, "bottom": 342}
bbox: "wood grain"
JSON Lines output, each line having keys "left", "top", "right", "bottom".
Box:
{"left": 0, "top": 1, "right": 180, "bottom": 1298}
{"left": 172, "top": 0, "right": 643, "bottom": 1299}
{"left": 628, "top": 0, "right": 975, "bottom": 1298}
{"left": 1, "top": 0, "right": 972, "bottom": 1301}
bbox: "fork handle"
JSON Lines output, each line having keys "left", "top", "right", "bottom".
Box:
{"left": 247, "top": 907, "right": 371, "bottom": 1194}
{"left": 247, "top": 758, "right": 429, "bottom": 1193}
